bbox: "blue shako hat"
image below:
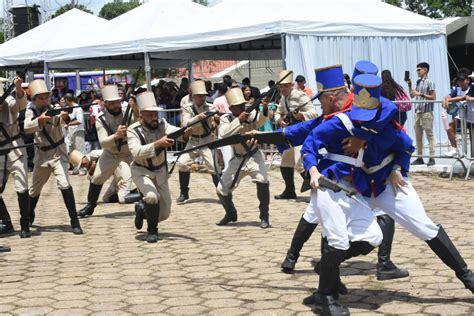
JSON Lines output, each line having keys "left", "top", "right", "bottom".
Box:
{"left": 352, "top": 60, "right": 379, "bottom": 80}
{"left": 351, "top": 73, "right": 382, "bottom": 121}
{"left": 314, "top": 64, "right": 346, "bottom": 99}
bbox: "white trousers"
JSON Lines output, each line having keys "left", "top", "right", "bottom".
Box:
{"left": 304, "top": 185, "right": 383, "bottom": 250}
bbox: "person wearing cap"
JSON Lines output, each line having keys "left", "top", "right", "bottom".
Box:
{"left": 274, "top": 70, "right": 318, "bottom": 200}
{"left": 406, "top": 62, "right": 437, "bottom": 166}
{"left": 295, "top": 75, "right": 314, "bottom": 98}
{"left": 78, "top": 85, "right": 134, "bottom": 218}
{"left": 280, "top": 63, "right": 408, "bottom": 282}
{"left": 441, "top": 68, "right": 474, "bottom": 157}
{"left": 301, "top": 73, "right": 474, "bottom": 314}
{"left": 215, "top": 87, "right": 271, "bottom": 228}
{"left": 24, "top": 79, "right": 83, "bottom": 235}
{"left": 127, "top": 91, "right": 191, "bottom": 243}
{"left": 69, "top": 149, "right": 139, "bottom": 205}
{"left": 175, "top": 80, "right": 220, "bottom": 204}
{"left": 0, "top": 77, "right": 30, "bottom": 238}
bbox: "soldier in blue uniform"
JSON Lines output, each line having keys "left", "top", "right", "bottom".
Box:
{"left": 301, "top": 73, "right": 473, "bottom": 315}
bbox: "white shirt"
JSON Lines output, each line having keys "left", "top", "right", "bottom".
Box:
{"left": 69, "top": 105, "right": 85, "bottom": 133}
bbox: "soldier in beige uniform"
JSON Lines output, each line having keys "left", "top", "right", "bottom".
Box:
{"left": 128, "top": 92, "right": 191, "bottom": 243}
{"left": 69, "top": 149, "right": 139, "bottom": 204}
{"left": 78, "top": 85, "right": 134, "bottom": 217}
{"left": 24, "top": 79, "right": 83, "bottom": 235}
{"left": 216, "top": 87, "right": 271, "bottom": 228}
{"left": 0, "top": 78, "right": 30, "bottom": 238}
{"left": 274, "top": 70, "right": 318, "bottom": 200}
{"left": 176, "top": 80, "right": 219, "bottom": 204}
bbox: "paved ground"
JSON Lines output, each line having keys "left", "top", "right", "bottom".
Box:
{"left": 0, "top": 170, "right": 473, "bottom": 315}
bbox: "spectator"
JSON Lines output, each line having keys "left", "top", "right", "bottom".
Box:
{"left": 65, "top": 94, "right": 86, "bottom": 159}
{"left": 242, "top": 85, "right": 255, "bottom": 105}
{"left": 118, "top": 87, "right": 128, "bottom": 110}
{"left": 87, "top": 95, "right": 103, "bottom": 151}
{"left": 213, "top": 83, "right": 230, "bottom": 113}
{"left": 267, "top": 80, "right": 279, "bottom": 103}
{"left": 406, "top": 62, "right": 437, "bottom": 166}
{"left": 381, "top": 69, "right": 411, "bottom": 126}
{"left": 242, "top": 77, "right": 261, "bottom": 99}
{"left": 295, "top": 75, "right": 314, "bottom": 98}
{"left": 344, "top": 73, "right": 352, "bottom": 92}
{"left": 442, "top": 69, "right": 474, "bottom": 157}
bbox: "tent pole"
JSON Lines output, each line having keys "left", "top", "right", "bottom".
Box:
{"left": 281, "top": 33, "right": 287, "bottom": 69}
{"left": 44, "top": 62, "right": 51, "bottom": 92}
{"left": 75, "top": 70, "right": 81, "bottom": 96}
{"left": 144, "top": 52, "right": 152, "bottom": 91}
{"left": 248, "top": 53, "right": 251, "bottom": 81}
{"left": 188, "top": 60, "right": 194, "bottom": 81}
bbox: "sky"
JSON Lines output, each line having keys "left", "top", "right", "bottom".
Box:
{"left": 1, "top": 0, "right": 221, "bottom": 20}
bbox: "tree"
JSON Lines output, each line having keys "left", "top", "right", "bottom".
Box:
{"left": 385, "top": 0, "right": 472, "bottom": 18}
{"left": 99, "top": 0, "right": 142, "bottom": 20}
{"left": 52, "top": 3, "right": 93, "bottom": 18}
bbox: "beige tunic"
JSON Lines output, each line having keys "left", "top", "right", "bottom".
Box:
{"left": 127, "top": 119, "right": 180, "bottom": 222}
{"left": 216, "top": 110, "right": 269, "bottom": 196}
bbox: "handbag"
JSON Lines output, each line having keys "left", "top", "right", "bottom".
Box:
{"left": 394, "top": 88, "right": 412, "bottom": 112}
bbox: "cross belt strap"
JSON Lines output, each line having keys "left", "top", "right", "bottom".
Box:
{"left": 133, "top": 125, "right": 162, "bottom": 171}
{"left": 331, "top": 112, "right": 365, "bottom": 166}
{"left": 361, "top": 153, "right": 395, "bottom": 174}
{"left": 40, "top": 138, "right": 65, "bottom": 151}
{"left": 0, "top": 133, "right": 21, "bottom": 147}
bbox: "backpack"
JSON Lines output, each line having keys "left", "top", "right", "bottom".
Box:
{"left": 394, "top": 88, "right": 412, "bottom": 112}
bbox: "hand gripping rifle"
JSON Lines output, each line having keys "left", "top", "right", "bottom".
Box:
{"left": 244, "top": 70, "right": 293, "bottom": 114}
{"left": 0, "top": 63, "right": 32, "bottom": 105}
{"left": 0, "top": 142, "right": 37, "bottom": 156}
{"left": 283, "top": 99, "right": 313, "bottom": 126}
{"left": 45, "top": 102, "right": 96, "bottom": 117}
{"left": 117, "top": 66, "right": 143, "bottom": 151}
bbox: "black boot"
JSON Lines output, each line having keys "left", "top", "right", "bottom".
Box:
{"left": 211, "top": 174, "right": 220, "bottom": 188}
{"left": 28, "top": 195, "right": 39, "bottom": 226}
{"left": 17, "top": 192, "right": 31, "bottom": 238}
{"left": 78, "top": 183, "right": 103, "bottom": 218}
{"left": 176, "top": 172, "right": 190, "bottom": 204}
{"left": 257, "top": 182, "right": 270, "bottom": 229}
{"left": 106, "top": 193, "right": 119, "bottom": 203}
{"left": 426, "top": 225, "right": 474, "bottom": 293}
{"left": 0, "top": 198, "right": 14, "bottom": 235}
{"left": 134, "top": 200, "right": 146, "bottom": 230}
{"left": 376, "top": 215, "right": 409, "bottom": 280}
{"left": 144, "top": 202, "right": 159, "bottom": 243}
{"left": 216, "top": 194, "right": 237, "bottom": 226}
{"left": 0, "top": 246, "right": 11, "bottom": 252}
{"left": 274, "top": 167, "right": 297, "bottom": 199}
{"left": 124, "top": 192, "right": 142, "bottom": 204}
{"left": 281, "top": 216, "right": 317, "bottom": 273}
{"left": 61, "top": 187, "right": 83, "bottom": 234}
{"left": 304, "top": 243, "right": 349, "bottom": 316}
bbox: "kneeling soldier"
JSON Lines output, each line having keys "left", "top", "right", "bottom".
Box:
{"left": 127, "top": 92, "right": 191, "bottom": 242}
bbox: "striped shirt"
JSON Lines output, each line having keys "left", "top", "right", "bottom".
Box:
{"left": 414, "top": 77, "right": 436, "bottom": 113}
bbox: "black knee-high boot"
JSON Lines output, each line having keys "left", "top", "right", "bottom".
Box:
{"left": 28, "top": 195, "right": 40, "bottom": 226}
{"left": 257, "top": 182, "right": 270, "bottom": 228}
{"left": 176, "top": 172, "right": 190, "bottom": 204}
{"left": 17, "top": 192, "right": 30, "bottom": 238}
{"left": 78, "top": 183, "right": 103, "bottom": 218}
{"left": 426, "top": 225, "right": 474, "bottom": 293}
{"left": 274, "top": 167, "right": 297, "bottom": 199}
{"left": 216, "top": 193, "right": 237, "bottom": 226}
{"left": 144, "top": 202, "right": 160, "bottom": 243}
{"left": 0, "top": 197, "right": 14, "bottom": 235}
{"left": 281, "top": 216, "right": 317, "bottom": 273}
{"left": 61, "top": 187, "right": 83, "bottom": 234}
{"left": 376, "top": 215, "right": 409, "bottom": 280}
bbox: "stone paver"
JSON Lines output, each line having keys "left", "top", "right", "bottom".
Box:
{"left": 0, "top": 171, "right": 472, "bottom": 315}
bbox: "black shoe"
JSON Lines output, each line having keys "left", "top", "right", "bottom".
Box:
{"left": 176, "top": 192, "right": 189, "bottom": 204}
{"left": 19, "top": 230, "right": 31, "bottom": 238}
{"left": 78, "top": 202, "right": 96, "bottom": 218}
{"left": 134, "top": 201, "right": 145, "bottom": 230}
{"left": 260, "top": 218, "right": 270, "bottom": 229}
{"left": 411, "top": 158, "right": 424, "bottom": 165}
{"left": 216, "top": 212, "right": 237, "bottom": 226}
{"left": 274, "top": 190, "right": 297, "bottom": 200}
{"left": 147, "top": 233, "right": 159, "bottom": 243}
{"left": 377, "top": 261, "right": 409, "bottom": 281}
{"left": 427, "top": 158, "right": 436, "bottom": 166}
{"left": 0, "top": 246, "right": 11, "bottom": 252}
{"left": 281, "top": 252, "right": 298, "bottom": 273}
{"left": 309, "top": 293, "right": 350, "bottom": 316}
{"left": 0, "top": 221, "right": 14, "bottom": 235}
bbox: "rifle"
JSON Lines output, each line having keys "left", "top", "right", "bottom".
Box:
{"left": 117, "top": 67, "right": 143, "bottom": 152}
{"left": 45, "top": 102, "right": 95, "bottom": 117}
{"left": 173, "top": 131, "right": 288, "bottom": 157}
{"left": 0, "top": 62, "right": 32, "bottom": 105}
{"left": 0, "top": 142, "right": 37, "bottom": 156}
{"left": 244, "top": 70, "right": 293, "bottom": 114}
{"left": 283, "top": 99, "right": 313, "bottom": 126}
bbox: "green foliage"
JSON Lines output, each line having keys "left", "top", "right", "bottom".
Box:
{"left": 404, "top": 0, "right": 472, "bottom": 18}
{"left": 99, "top": 0, "right": 142, "bottom": 20}
{"left": 52, "top": 3, "right": 93, "bottom": 18}
{"left": 385, "top": 0, "right": 402, "bottom": 6}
